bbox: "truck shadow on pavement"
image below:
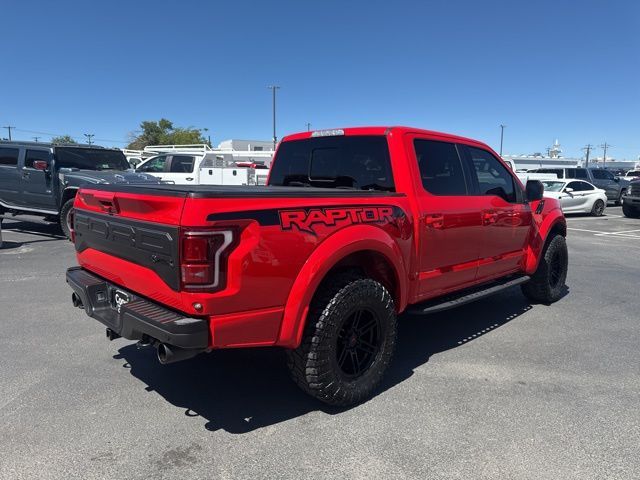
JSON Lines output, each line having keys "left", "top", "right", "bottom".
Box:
{"left": 116, "top": 288, "right": 559, "bottom": 434}
{"left": 0, "top": 219, "right": 65, "bottom": 243}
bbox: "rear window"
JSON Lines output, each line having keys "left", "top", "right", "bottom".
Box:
{"left": 268, "top": 136, "right": 394, "bottom": 191}
{"left": 55, "top": 147, "right": 129, "bottom": 171}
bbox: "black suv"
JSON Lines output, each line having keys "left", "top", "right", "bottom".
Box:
{"left": 0, "top": 141, "right": 162, "bottom": 238}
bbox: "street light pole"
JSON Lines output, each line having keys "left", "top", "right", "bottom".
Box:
{"left": 267, "top": 85, "right": 280, "bottom": 150}
{"left": 306, "top": 122, "right": 311, "bottom": 132}
{"left": 499, "top": 124, "right": 506, "bottom": 156}
{"left": 84, "top": 133, "right": 94, "bottom": 145}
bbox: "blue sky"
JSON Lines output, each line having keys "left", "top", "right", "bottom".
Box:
{"left": 1, "top": 0, "right": 638, "bottom": 159}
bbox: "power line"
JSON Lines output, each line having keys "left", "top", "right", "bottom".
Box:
{"left": 600, "top": 142, "right": 612, "bottom": 168}
{"left": 2, "top": 126, "right": 15, "bottom": 141}
{"left": 11, "top": 128, "right": 127, "bottom": 145}
{"left": 582, "top": 144, "right": 594, "bottom": 168}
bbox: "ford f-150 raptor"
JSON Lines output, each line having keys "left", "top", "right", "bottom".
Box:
{"left": 66, "top": 127, "right": 568, "bottom": 406}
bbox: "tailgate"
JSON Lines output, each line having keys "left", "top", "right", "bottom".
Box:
{"left": 72, "top": 187, "right": 187, "bottom": 295}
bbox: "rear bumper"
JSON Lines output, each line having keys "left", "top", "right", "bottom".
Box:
{"left": 66, "top": 267, "right": 209, "bottom": 349}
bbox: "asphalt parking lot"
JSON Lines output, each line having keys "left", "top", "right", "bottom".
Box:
{"left": 1, "top": 207, "right": 639, "bottom": 480}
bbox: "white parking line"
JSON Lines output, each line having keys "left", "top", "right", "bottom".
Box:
{"left": 594, "top": 229, "right": 640, "bottom": 237}
{"left": 568, "top": 227, "right": 640, "bottom": 239}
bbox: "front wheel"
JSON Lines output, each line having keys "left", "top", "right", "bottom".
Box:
{"left": 59, "top": 198, "right": 75, "bottom": 239}
{"left": 287, "top": 273, "right": 397, "bottom": 407}
{"left": 590, "top": 199, "right": 605, "bottom": 217}
{"left": 521, "top": 234, "right": 568, "bottom": 304}
{"left": 622, "top": 202, "right": 640, "bottom": 218}
{"left": 615, "top": 189, "right": 626, "bottom": 206}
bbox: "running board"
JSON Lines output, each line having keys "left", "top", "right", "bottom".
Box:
{"left": 407, "top": 275, "right": 530, "bottom": 315}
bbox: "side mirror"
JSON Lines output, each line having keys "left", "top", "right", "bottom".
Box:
{"left": 564, "top": 187, "right": 574, "bottom": 195}
{"left": 525, "top": 180, "right": 544, "bottom": 202}
{"left": 32, "top": 160, "right": 49, "bottom": 171}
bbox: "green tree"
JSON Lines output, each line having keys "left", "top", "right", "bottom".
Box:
{"left": 126, "top": 119, "right": 208, "bottom": 150}
{"left": 51, "top": 135, "right": 76, "bottom": 144}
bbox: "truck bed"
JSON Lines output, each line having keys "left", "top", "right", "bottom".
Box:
{"left": 87, "top": 183, "right": 402, "bottom": 198}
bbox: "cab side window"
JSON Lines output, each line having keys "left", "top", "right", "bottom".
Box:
{"left": 566, "top": 181, "right": 585, "bottom": 191}
{"left": 414, "top": 139, "right": 468, "bottom": 195}
{"left": 138, "top": 156, "right": 167, "bottom": 173}
{"left": 465, "top": 146, "right": 517, "bottom": 202}
{"left": 592, "top": 170, "right": 613, "bottom": 180}
{"left": 0, "top": 148, "right": 19, "bottom": 166}
{"left": 169, "top": 155, "right": 195, "bottom": 173}
{"left": 25, "top": 149, "right": 51, "bottom": 169}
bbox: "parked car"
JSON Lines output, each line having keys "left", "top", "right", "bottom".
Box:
{"left": 541, "top": 179, "right": 607, "bottom": 216}
{"left": 136, "top": 145, "right": 272, "bottom": 186}
{"left": 622, "top": 170, "right": 640, "bottom": 182}
{"left": 528, "top": 167, "right": 629, "bottom": 205}
{"left": 501, "top": 159, "right": 557, "bottom": 184}
{"left": 0, "top": 141, "right": 162, "bottom": 238}
{"left": 66, "top": 126, "right": 568, "bottom": 407}
{"left": 622, "top": 179, "right": 640, "bottom": 218}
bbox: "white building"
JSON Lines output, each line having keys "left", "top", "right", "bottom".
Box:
{"left": 217, "top": 139, "right": 273, "bottom": 152}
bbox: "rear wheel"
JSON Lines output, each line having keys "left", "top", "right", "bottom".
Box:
{"left": 59, "top": 199, "right": 75, "bottom": 239}
{"left": 590, "top": 199, "right": 605, "bottom": 216}
{"left": 286, "top": 272, "right": 397, "bottom": 407}
{"left": 522, "top": 234, "right": 568, "bottom": 304}
{"left": 622, "top": 202, "right": 640, "bottom": 218}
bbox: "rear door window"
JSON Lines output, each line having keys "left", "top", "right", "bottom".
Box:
{"left": 414, "top": 139, "right": 467, "bottom": 195}
{"left": 574, "top": 169, "right": 588, "bottom": 179}
{"left": 0, "top": 148, "right": 19, "bottom": 166}
{"left": 269, "top": 135, "right": 394, "bottom": 191}
{"left": 169, "top": 155, "right": 195, "bottom": 173}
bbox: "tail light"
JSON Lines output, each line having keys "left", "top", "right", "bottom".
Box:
{"left": 69, "top": 209, "right": 76, "bottom": 243}
{"left": 180, "top": 229, "right": 235, "bottom": 292}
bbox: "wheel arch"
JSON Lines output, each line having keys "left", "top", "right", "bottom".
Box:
{"left": 525, "top": 212, "right": 567, "bottom": 274}
{"left": 276, "top": 224, "right": 408, "bottom": 348}
{"left": 61, "top": 187, "right": 79, "bottom": 206}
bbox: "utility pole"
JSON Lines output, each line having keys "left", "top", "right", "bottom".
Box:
{"left": 2, "top": 126, "right": 14, "bottom": 141}
{"left": 582, "top": 144, "right": 594, "bottom": 168}
{"left": 84, "top": 133, "right": 94, "bottom": 145}
{"left": 267, "top": 85, "right": 280, "bottom": 150}
{"left": 499, "top": 124, "right": 506, "bottom": 156}
{"left": 33, "top": 136, "right": 40, "bottom": 142}
{"left": 600, "top": 142, "right": 611, "bottom": 169}
{"left": 306, "top": 122, "right": 311, "bottom": 132}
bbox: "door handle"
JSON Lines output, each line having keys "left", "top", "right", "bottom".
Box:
{"left": 424, "top": 214, "right": 444, "bottom": 229}
{"left": 482, "top": 211, "right": 498, "bottom": 225}
{"left": 185, "top": 177, "right": 194, "bottom": 181}
{"left": 22, "top": 172, "right": 31, "bottom": 179}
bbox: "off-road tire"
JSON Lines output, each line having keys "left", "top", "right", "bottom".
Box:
{"left": 622, "top": 202, "right": 640, "bottom": 218}
{"left": 59, "top": 199, "right": 75, "bottom": 239}
{"left": 286, "top": 272, "right": 397, "bottom": 407}
{"left": 590, "top": 199, "right": 605, "bottom": 217}
{"left": 521, "top": 234, "right": 568, "bottom": 304}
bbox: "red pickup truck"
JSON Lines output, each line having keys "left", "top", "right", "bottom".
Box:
{"left": 66, "top": 127, "right": 568, "bottom": 406}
